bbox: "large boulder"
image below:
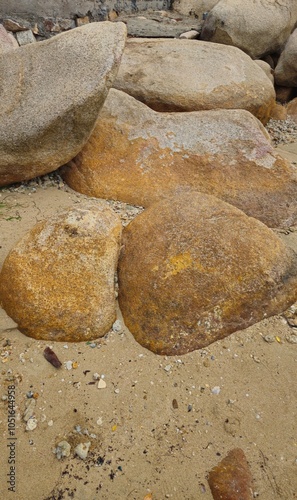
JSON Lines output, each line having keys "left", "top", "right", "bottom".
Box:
{"left": 113, "top": 38, "right": 275, "bottom": 123}
{"left": 200, "top": 0, "right": 297, "bottom": 59}
{"left": 118, "top": 191, "right": 297, "bottom": 355}
{"left": 275, "top": 29, "right": 297, "bottom": 86}
{"left": 62, "top": 89, "right": 297, "bottom": 228}
{"left": 0, "top": 21, "right": 126, "bottom": 187}
{"left": 0, "top": 201, "right": 122, "bottom": 342}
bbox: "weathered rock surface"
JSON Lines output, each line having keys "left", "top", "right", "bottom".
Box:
{"left": 118, "top": 191, "right": 297, "bottom": 355}
{"left": 0, "top": 201, "right": 122, "bottom": 342}
{"left": 275, "top": 29, "right": 297, "bottom": 87}
{"left": 0, "top": 21, "right": 126, "bottom": 187}
{"left": 208, "top": 448, "right": 253, "bottom": 500}
{"left": 0, "top": 24, "right": 18, "bottom": 53}
{"left": 63, "top": 89, "right": 297, "bottom": 228}
{"left": 172, "top": 0, "right": 220, "bottom": 18}
{"left": 113, "top": 38, "right": 275, "bottom": 123}
{"left": 200, "top": 0, "right": 297, "bottom": 59}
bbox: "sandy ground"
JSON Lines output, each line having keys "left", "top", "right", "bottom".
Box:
{"left": 0, "top": 182, "right": 297, "bottom": 500}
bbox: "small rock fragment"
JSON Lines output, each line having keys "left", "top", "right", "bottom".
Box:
{"left": 286, "top": 333, "right": 297, "bottom": 344}
{"left": 211, "top": 386, "right": 221, "bottom": 395}
{"left": 74, "top": 441, "right": 91, "bottom": 460}
{"left": 23, "top": 399, "right": 36, "bottom": 422}
{"left": 55, "top": 440, "right": 71, "bottom": 459}
{"left": 26, "top": 417, "right": 38, "bottom": 431}
{"left": 65, "top": 360, "right": 73, "bottom": 370}
{"left": 208, "top": 448, "right": 253, "bottom": 500}
{"left": 112, "top": 319, "right": 122, "bottom": 332}
{"left": 43, "top": 347, "right": 62, "bottom": 368}
{"left": 179, "top": 30, "right": 199, "bottom": 39}
{"left": 172, "top": 399, "right": 178, "bottom": 409}
{"left": 98, "top": 378, "right": 107, "bottom": 389}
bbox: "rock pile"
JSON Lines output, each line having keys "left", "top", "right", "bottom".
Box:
{"left": 1, "top": 11, "right": 297, "bottom": 353}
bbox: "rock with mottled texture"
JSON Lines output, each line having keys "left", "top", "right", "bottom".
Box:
{"left": 113, "top": 38, "right": 275, "bottom": 123}
{"left": 0, "top": 25, "right": 18, "bottom": 54}
{"left": 208, "top": 448, "right": 253, "bottom": 500}
{"left": 63, "top": 89, "right": 297, "bottom": 228}
{"left": 0, "top": 201, "right": 122, "bottom": 342}
{"left": 275, "top": 29, "right": 297, "bottom": 87}
{"left": 118, "top": 191, "right": 297, "bottom": 355}
{"left": 0, "top": 21, "right": 126, "bottom": 187}
{"left": 173, "top": 0, "right": 220, "bottom": 18}
{"left": 200, "top": 0, "right": 297, "bottom": 59}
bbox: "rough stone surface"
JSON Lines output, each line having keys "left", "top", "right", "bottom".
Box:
{"left": 113, "top": 38, "right": 275, "bottom": 123}
{"left": 208, "top": 448, "right": 253, "bottom": 500}
{"left": 254, "top": 59, "right": 274, "bottom": 84}
{"left": 63, "top": 89, "right": 297, "bottom": 228}
{"left": 0, "top": 21, "right": 126, "bottom": 187}
{"left": 0, "top": 24, "right": 19, "bottom": 53}
{"left": 172, "top": 0, "right": 219, "bottom": 18}
{"left": 287, "top": 97, "right": 297, "bottom": 122}
{"left": 118, "top": 191, "right": 297, "bottom": 355}
{"left": 275, "top": 29, "right": 297, "bottom": 87}
{"left": 15, "top": 29, "right": 36, "bottom": 45}
{"left": 200, "top": 0, "right": 297, "bottom": 59}
{"left": 0, "top": 201, "right": 122, "bottom": 342}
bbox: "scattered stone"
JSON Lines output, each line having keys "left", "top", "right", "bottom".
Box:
{"left": 113, "top": 38, "right": 275, "bottom": 123}
{"left": 43, "top": 347, "right": 62, "bottom": 368}
{"left": 286, "top": 333, "right": 297, "bottom": 344}
{"left": 263, "top": 335, "right": 275, "bottom": 344}
{"left": 65, "top": 361, "right": 73, "bottom": 370}
{"left": 208, "top": 448, "right": 254, "bottom": 499}
{"left": 200, "top": 0, "right": 297, "bottom": 59}
{"left": 172, "top": 398, "right": 178, "bottom": 409}
{"left": 15, "top": 29, "right": 36, "bottom": 45}
{"left": 0, "top": 21, "right": 127, "bottom": 187}
{"left": 3, "top": 18, "right": 31, "bottom": 32}
{"left": 0, "top": 201, "right": 122, "bottom": 342}
{"left": 118, "top": 191, "right": 297, "bottom": 355}
{"left": 211, "top": 386, "right": 221, "bottom": 395}
{"left": 55, "top": 440, "right": 71, "bottom": 459}
{"left": 179, "top": 29, "right": 199, "bottom": 39}
{"left": 26, "top": 417, "right": 38, "bottom": 431}
{"left": 74, "top": 442, "right": 91, "bottom": 460}
{"left": 164, "top": 364, "right": 172, "bottom": 372}
{"left": 98, "top": 378, "right": 107, "bottom": 389}
{"left": 112, "top": 319, "right": 123, "bottom": 333}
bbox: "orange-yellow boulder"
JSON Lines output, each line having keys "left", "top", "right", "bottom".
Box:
{"left": 0, "top": 201, "right": 122, "bottom": 342}
{"left": 118, "top": 191, "right": 297, "bottom": 355}
{"left": 62, "top": 89, "right": 297, "bottom": 229}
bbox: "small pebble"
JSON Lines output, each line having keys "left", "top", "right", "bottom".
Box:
{"left": 164, "top": 364, "right": 172, "bottom": 372}
{"left": 263, "top": 335, "right": 274, "bottom": 343}
{"left": 114, "top": 388, "right": 120, "bottom": 394}
{"left": 55, "top": 440, "right": 71, "bottom": 459}
{"left": 112, "top": 319, "right": 122, "bottom": 332}
{"left": 65, "top": 360, "right": 73, "bottom": 370}
{"left": 26, "top": 417, "right": 37, "bottom": 431}
{"left": 74, "top": 441, "right": 91, "bottom": 460}
{"left": 93, "top": 372, "right": 100, "bottom": 380}
{"left": 211, "top": 386, "right": 221, "bottom": 395}
{"left": 98, "top": 378, "right": 107, "bottom": 389}
{"left": 286, "top": 333, "right": 297, "bottom": 344}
